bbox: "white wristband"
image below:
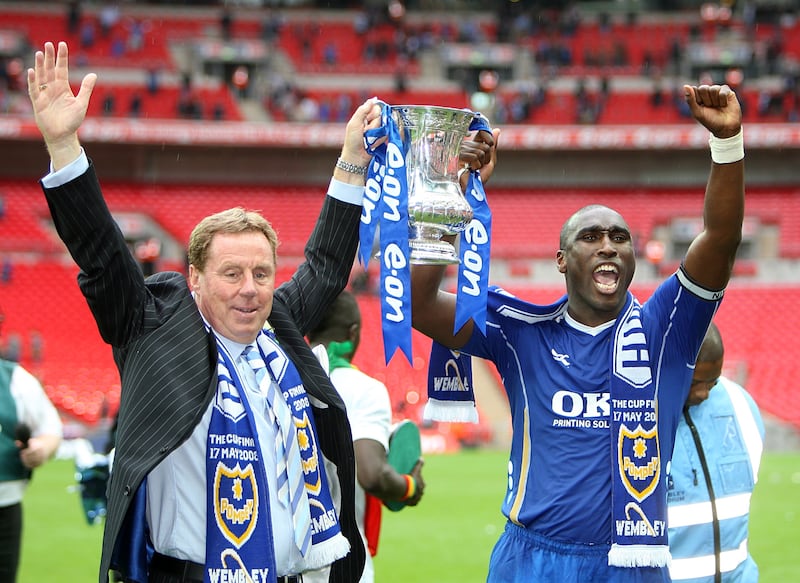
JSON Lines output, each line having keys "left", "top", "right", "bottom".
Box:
{"left": 708, "top": 128, "right": 744, "bottom": 164}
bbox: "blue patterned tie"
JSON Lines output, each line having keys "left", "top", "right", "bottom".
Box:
{"left": 243, "top": 344, "right": 312, "bottom": 555}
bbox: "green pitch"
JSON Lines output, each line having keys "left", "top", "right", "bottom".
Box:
{"left": 17, "top": 449, "right": 799, "bottom": 582}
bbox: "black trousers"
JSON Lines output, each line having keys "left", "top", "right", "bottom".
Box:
{"left": 0, "top": 503, "right": 22, "bottom": 583}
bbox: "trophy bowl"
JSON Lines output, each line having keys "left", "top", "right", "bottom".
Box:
{"left": 391, "top": 105, "right": 476, "bottom": 265}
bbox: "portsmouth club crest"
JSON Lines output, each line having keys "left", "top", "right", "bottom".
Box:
{"left": 617, "top": 423, "right": 660, "bottom": 502}
{"left": 213, "top": 462, "right": 259, "bottom": 547}
{"left": 295, "top": 411, "right": 321, "bottom": 496}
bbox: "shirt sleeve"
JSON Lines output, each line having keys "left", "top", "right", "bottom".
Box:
{"left": 350, "top": 390, "right": 392, "bottom": 450}
{"left": 327, "top": 177, "right": 364, "bottom": 206}
{"left": 40, "top": 148, "right": 89, "bottom": 188}
{"left": 332, "top": 369, "right": 392, "bottom": 451}
{"left": 11, "top": 365, "right": 63, "bottom": 438}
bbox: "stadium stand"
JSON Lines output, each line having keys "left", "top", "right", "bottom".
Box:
{"left": 4, "top": 2, "right": 799, "bottom": 125}
{"left": 86, "top": 83, "right": 244, "bottom": 121}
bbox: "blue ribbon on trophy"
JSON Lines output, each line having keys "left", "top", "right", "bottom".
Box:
{"left": 361, "top": 102, "right": 413, "bottom": 364}
{"left": 454, "top": 149, "right": 492, "bottom": 335}
{"left": 360, "top": 101, "right": 492, "bottom": 364}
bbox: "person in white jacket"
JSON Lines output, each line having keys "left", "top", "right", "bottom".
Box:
{"left": 0, "top": 309, "right": 63, "bottom": 582}
{"left": 667, "top": 322, "right": 764, "bottom": 582}
{"left": 307, "top": 290, "right": 425, "bottom": 583}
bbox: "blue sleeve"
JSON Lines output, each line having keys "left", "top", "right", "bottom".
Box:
{"left": 645, "top": 269, "right": 722, "bottom": 368}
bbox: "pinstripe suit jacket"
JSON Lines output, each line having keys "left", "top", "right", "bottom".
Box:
{"left": 42, "top": 164, "right": 366, "bottom": 583}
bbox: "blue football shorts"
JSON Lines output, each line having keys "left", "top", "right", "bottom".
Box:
{"left": 487, "top": 522, "right": 670, "bottom": 583}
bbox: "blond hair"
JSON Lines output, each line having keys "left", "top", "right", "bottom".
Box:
{"left": 187, "top": 207, "right": 279, "bottom": 271}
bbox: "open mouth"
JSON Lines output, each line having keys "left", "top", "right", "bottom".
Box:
{"left": 593, "top": 264, "right": 619, "bottom": 293}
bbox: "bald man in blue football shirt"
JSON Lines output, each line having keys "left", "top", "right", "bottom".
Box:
{"left": 411, "top": 83, "right": 746, "bottom": 583}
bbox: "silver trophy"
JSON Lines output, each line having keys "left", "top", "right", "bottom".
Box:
{"left": 392, "top": 105, "right": 477, "bottom": 265}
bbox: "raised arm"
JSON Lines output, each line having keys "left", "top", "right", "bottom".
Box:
{"left": 410, "top": 128, "right": 499, "bottom": 348}
{"left": 276, "top": 100, "right": 382, "bottom": 333}
{"left": 681, "top": 84, "right": 745, "bottom": 290}
{"left": 29, "top": 41, "right": 156, "bottom": 348}
{"left": 27, "top": 41, "right": 96, "bottom": 170}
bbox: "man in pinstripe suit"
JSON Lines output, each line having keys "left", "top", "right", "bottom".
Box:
{"left": 27, "top": 41, "right": 381, "bottom": 583}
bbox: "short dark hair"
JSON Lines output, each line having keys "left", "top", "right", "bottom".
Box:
{"left": 697, "top": 322, "right": 724, "bottom": 362}
{"left": 307, "top": 290, "right": 360, "bottom": 344}
{"left": 559, "top": 204, "right": 611, "bottom": 249}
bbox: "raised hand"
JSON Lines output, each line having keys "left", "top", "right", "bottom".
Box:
{"left": 459, "top": 128, "right": 500, "bottom": 189}
{"left": 27, "top": 41, "right": 97, "bottom": 169}
{"left": 683, "top": 84, "right": 742, "bottom": 139}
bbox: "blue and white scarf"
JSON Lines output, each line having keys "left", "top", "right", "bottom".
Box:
{"left": 425, "top": 292, "right": 670, "bottom": 567}
{"left": 359, "top": 100, "right": 493, "bottom": 364}
{"left": 424, "top": 340, "right": 477, "bottom": 423}
{"left": 608, "top": 295, "right": 670, "bottom": 567}
{"left": 205, "top": 330, "right": 349, "bottom": 582}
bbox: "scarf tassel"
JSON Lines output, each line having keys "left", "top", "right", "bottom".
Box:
{"left": 608, "top": 544, "right": 672, "bottom": 568}
{"left": 423, "top": 398, "right": 479, "bottom": 423}
{"left": 303, "top": 534, "right": 351, "bottom": 571}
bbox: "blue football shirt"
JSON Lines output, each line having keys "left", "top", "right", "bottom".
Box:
{"left": 462, "top": 269, "right": 721, "bottom": 544}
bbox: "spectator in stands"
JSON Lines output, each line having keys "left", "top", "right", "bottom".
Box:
{"left": 125, "top": 18, "right": 150, "bottom": 54}
{"left": 598, "top": 11, "right": 611, "bottom": 33}
{"left": 99, "top": 3, "right": 120, "bottom": 39}
{"left": 764, "top": 35, "right": 783, "bottom": 76}
{"left": 261, "top": 10, "right": 284, "bottom": 44}
{"left": 0, "top": 257, "right": 10, "bottom": 285}
{"left": 146, "top": 67, "right": 160, "bottom": 95}
{"left": 667, "top": 321, "right": 763, "bottom": 582}
{"left": 295, "top": 93, "right": 320, "bottom": 123}
{"left": 231, "top": 65, "right": 250, "bottom": 99}
{"left": 323, "top": 42, "right": 339, "bottom": 67}
{"left": 4, "top": 58, "right": 24, "bottom": 93}
{"left": 177, "top": 89, "right": 203, "bottom": 120}
{"left": 66, "top": 0, "right": 81, "bottom": 35}
{"left": 127, "top": 91, "right": 142, "bottom": 118}
{"left": 574, "top": 77, "right": 600, "bottom": 124}
{"left": 0, "top": 57, "right": 8, "bottom": 89}
{"left": 394, "top": 68, "right": 408, "bottom": 94}
{"left": 220, "top": 7, "right": 233, "bottom": 42}
{"left": 612, "top": 39, "right": 630, "bottom": 67}
{"left": 335, "top": 92, "right": 354, "bottom": 123}
{"left": 110, "top": 35, "right": 125, "bottom": 59}
{"left": 651, "top": 78, "right": 665, "bottom": 108}
{"left": 668, "top": 36, "right": 684, "bottom": 75}
{"left": 306, "top": 290, "right": 425, "bottom": 583}
{"left": 80, "top": 19, "right": 96, "bottom": 49}
{"left": 353, "top": 10, "right": 371, "bottom": 36}
{"left": 27, "top": 40, "right": 478, "bottom": 583}
{"left": 641, "top": 49, "right": 656, "bottom": 77}
{"left": 27, "top": 330, "right": 43, "bottom": 365}
{"left": 211, "top": 102, "right": 225, "bottom": 121}
{"left": 410, "top": 80, "right": 745, "bottom": 582}
{"left": 0, "top": 303, "right": 63, "bottom": 582}
{"left": 673, "top": 85, "right": 693, "bottom": 118}
{"left": 101, "top": 92, "right": 115, "bottom": 116}
{"left": 1, "top": 331, "right": 20, "bottom": 362}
